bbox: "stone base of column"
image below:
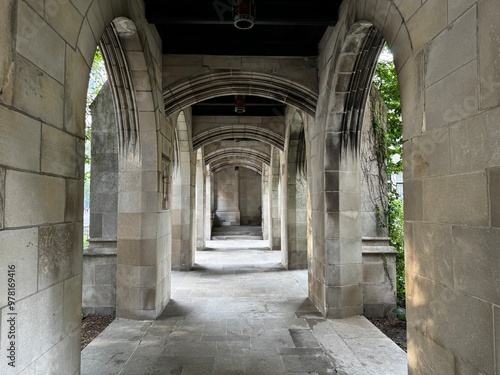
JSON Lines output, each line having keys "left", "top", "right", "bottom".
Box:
{"left": 362, "top": 237, "right": 398, "bottom": 318}
{"left": 215, "top": 210, "right": 240, "bottom": 226}
{"left": 83, "top": 238, "right": 117, "bottom": 316}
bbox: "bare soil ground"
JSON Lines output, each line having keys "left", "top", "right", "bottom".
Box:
{"left": 81, "top": 315, "right": 115, "bottom": 350}
{"left": 368, "top": 316, "right": 407, "bottom": 351}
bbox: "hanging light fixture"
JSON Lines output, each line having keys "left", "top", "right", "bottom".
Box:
{"left": 233, "top": 0, "right": 256, "bottom": 30}
{"left": 235, "top": 95, "right": 246, "bottom": 113}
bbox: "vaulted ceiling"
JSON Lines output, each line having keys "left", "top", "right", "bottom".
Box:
{"left": 146, "top": 0, "right": 344, "bottom": 172}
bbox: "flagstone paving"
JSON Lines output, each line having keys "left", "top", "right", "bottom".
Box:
{"left": 81, "top": 240, "right": 407, "bottom": 375}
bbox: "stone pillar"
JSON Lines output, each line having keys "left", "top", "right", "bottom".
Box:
{"left": 83, "top": 82, "right": 118, "bottom": 315}
{"left": 205, "top": 169, "right": 213, "bottom": 240}
{"left": 195, "top": 150, "right": 206, "bottom": 249}
{"left": 261, "top": 165, "right": 270, "bottom": 240}
{"left": 171, "top": 111, "right": 196, "bottom": 271}
{"left": 214, "top": 168, "right": 240, "bottom": 226}
{"left": 270, "top": 147, "right": 281, "bottom": 250}
{"left": 282, "top": 139, "right": 308, "bottom": 269}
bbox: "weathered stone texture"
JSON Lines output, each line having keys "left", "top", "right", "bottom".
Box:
{"left": 452, "top": 226, "right": 500, "bottom": 305}
{"left": 490, "top": 167, "right": 500, "bottom": 228}
{"left": 41, "top": 125, "right": 77, "bottom": 178}
{"left": 422, "top": 172, "right": 489, "bottom": 226}
{"left": 0, "top": 283, "right": 64, "bottom": 375}
{"left": 425, "top": 60, "right": 478, "bottom": 130}
{"left": 0, "top": 1, "right": 15, "bottom": 106}
{"left": 425, "top": 6, "right": 476, "bottom": 88}
{"left": 0, "top": 228, "right": 39, "bottom": 306}
{"left": 406, "top": 0, "right": 448, "bottom": 52}
{"left": 5, "top": 170, "right": 65, "bottom": 227}
{"left": 13, "top": 56, "right": 64, "bottom": 129}
{"left": 16, "top": 1, "right": 66, "bottom": 83}
{"left": 38, "top": 223, "right": 76, "bottom": 289}
{"left": 0, "top": 102, "right": 41, "bottom": 172}
{"left": 478, "top": 0, "right": 500, "bottom": 109}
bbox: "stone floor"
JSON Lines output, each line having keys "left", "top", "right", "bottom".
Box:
{"left": 81, "top": 240, "right": 407, "bottom": 375}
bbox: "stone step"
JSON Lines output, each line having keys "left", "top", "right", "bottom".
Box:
{"left": 211, "top": 235, "right": 263, "bottom": 240}
{"left": 211, "top": 225, "right": 263, "bottom": 240}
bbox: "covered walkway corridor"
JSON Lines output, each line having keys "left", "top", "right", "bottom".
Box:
{"left": 82, "top": 241, "right": 406, "bottom": 375}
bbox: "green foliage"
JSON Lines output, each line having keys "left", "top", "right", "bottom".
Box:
{"left": 373, "top": 45, "right": 405, "bottom": 308}
{"left": 372, "top": 46, "right": 402, "bottom": 174}
{"left": 388, "top": 192, "right": 405, "bottom": 307}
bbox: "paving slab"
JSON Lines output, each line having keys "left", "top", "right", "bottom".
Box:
{"left": 81, "top": 240, "right": 407, "bottom": 375}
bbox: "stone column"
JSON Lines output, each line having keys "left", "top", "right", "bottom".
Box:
{"left": 261, "top": 165, "right": 270, "bottom": 240}
{"left": 195, "top": 150, "right": 206, "bottom": 249}
{"left": 282, "top": 138, "right": 308, "bottom": 269}
{"left": 270, "top": 147, "right": 281, "bottom": 250}
{"left": 205, "top": 169, "right": 213, "bottom": 240}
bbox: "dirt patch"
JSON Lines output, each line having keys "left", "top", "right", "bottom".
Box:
{"left": 81, "top": 315, "right": 115, "bottom": 350}
{"left": 368, "top": 316, "right": 407, "bottom": 352}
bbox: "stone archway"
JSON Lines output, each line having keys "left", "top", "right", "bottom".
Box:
{"left": 0, "top": 3, "right": 170, "bottom": 372}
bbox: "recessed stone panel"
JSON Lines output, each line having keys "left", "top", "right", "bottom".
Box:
{"left": 38, "top": 223, "right": 76, "bottom": 289}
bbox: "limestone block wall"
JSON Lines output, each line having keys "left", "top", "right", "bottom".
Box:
{"left": 239, "top": 168, "right": 262, "bottom": 225}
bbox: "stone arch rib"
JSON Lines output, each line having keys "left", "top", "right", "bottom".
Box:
{"left": 163, "top": 71, "right": 318, "bottom": 118}
{"left": 100, "top": 22, "right": 140, "bottom": 155}
{"left": 339, "top": 24, "right": 384, "bottom": 155}
{"left": 205, "top": 148, "right": 271, "bottom": 166}
{"left": 193, "top": 125, "right": 285, "bottom": 152}
{"left": 211, "top": 161, "right": 263, "bottom": 175}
